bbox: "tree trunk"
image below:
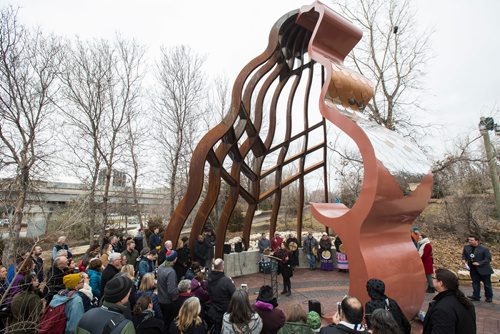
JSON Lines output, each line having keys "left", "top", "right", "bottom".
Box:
{"left": 3, "top": 170, "right": 29, "bottom": 265}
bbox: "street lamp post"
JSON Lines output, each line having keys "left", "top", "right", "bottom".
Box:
{"left": 479, "top": 117, "right": 500, "bottom": 218}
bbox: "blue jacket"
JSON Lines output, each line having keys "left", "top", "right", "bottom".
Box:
{"left": 149, "top": 233, "right": 162, "bottom": 250}
{"left": 136, "top": 289, "right": 163, "bottom": 320}
{"left": 87, "top": 269, "right": 102, "bottom": 299}
{"left": 138, "top": 258, "right": 155, "bottom": 278}
{"left": 50, "top": 290, "right": 85, "bottom": 334}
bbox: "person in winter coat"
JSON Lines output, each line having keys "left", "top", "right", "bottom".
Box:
{"left": 461, "top": 235, "right": 494, "bottom": 302}
{"left": 120, "top": 265, "right": 137, "bottom": 310}
{"left": 170, "top": 279, "right": 193, "bottom": 322}
{"left": 274, "top": 242, "right": 293, "bottom": 296}
{"left": 418, "top": 234, "right": 435, "bottom": 293}
{"left": 206, "top": 258, "right": 236, "bottom": 334}
{"left": 137, "top": 248, "right": 157, "bottom": 284}
{"left": 278, "top": 304, "right": 313, "bottom": 334}
{"left": 423, "top": 268, "right": 476, "bottom": 334}
{"left": 101, "top": 252, "right": 122, "bottom": 295}
{"left": 175, "top": 238, "right": 191, "bottom": 281}
{"left": 136, "top": 273, "right": 162, "bottom": 320}
{"left": 190, "top": 263, "right": 210, "bottom": 304}
{"left": 87, "top": 258, "right": 103, "bottom": 299}
{"left": 100, "top": 243, "right": 113, "bottom": 268}
{"left": 194, "top": 235, "right": 210, "bottom": 269}
{"left": 364, "top": 278, "right": 410, "bottom": 334}
{"left": 50, "top": 273, "right": 85, "bottom": 334}
{"left": 253, "top": 285, "right": 286, "bottom": 334}
{"left": 222, "top": 288, "right": 262, "bottom": 334}
{"left": 149, "top": 227, "right": 162, "bottom": 251}
{"left": 132, "top": 295, "right": 164, "bottom": 334}
{"left": 9, "top": 273, "right": 44, "bottom": 333}
{"left": 157, "top": 249, "right": 179, "bottom": 330}
{"left": 78, "top": 272, "right": 96, "bottom": 312}
{"left": 170, "top": 296, "right": 206, "bottom": 334}
{"left": 5, "top": 257, "right": 35, "bottom": 306}
{"left": 46, "top": 255, "right": 69, "bottom": 303}
{"left": 302, "top": 232, "right": 318, "bottom": 270}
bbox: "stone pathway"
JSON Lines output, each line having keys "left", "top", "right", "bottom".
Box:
{"left": 232, "top": 268, "right": 500, "bottom": 333}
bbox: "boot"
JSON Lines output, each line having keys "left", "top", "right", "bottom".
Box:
{"left": 280, "top": 290, "right": 287, "bottom": 295}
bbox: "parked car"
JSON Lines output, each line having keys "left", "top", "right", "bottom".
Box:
{"left": 0, "top": 219, "right": 10, "bottom": 227}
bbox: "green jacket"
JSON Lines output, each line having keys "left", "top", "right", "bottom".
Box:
{"left": 278, "top": 322, "right": 314, "bottom": 334}
{"left": 76, "top": 301, "right": 135, "bottom": 334}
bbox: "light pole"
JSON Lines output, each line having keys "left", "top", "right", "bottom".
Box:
{"left": 479, "top": 117, "right": 500, "bottom": 218}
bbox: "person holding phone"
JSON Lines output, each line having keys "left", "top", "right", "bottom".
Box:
{"left": 319, "top": 296, "right": 368, "bottom": 334}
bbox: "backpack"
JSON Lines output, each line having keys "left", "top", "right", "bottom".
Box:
{"left": 38, "top": 290, "right": 76, "bottom": 334}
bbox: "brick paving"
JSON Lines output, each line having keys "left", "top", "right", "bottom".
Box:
{"left": 232, "top": 268, "right": 500, "bottom": 334}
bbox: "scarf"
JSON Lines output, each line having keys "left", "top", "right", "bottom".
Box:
{"left": 418, "top": 238, "right": 430, "bottom": 257}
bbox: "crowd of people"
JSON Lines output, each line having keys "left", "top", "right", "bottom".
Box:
{"left": 0, "top": 226, "right": 493, "bottom": 334}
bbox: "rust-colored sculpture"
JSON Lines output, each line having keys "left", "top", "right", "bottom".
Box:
{"left": 165, "top": 1, "right": 432, "bottom": 319}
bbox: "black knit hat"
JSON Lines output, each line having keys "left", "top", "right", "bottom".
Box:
{"left": 103, "top": 274, "right": 132, "bottom": 303}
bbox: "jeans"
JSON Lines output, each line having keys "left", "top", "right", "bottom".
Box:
{"left": 306, "top": 253, "right": 316, "bottom": 269}
{"left": 470, "top": 268, "right": 493, "bottom": 299}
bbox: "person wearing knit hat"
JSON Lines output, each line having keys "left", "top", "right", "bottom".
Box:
{"left": 254, "top": 285, "right": 286, "bottom": 334}
{"left": 157, "top": 247, "right": 179, "bottom": 329}
{"left": 103, "top": 275, "right": 133, "bottom": 304}
{"left": 77, "top": 275, "right": 136, "bottom": 334}
{"left": 49, "top": 273, "right": 85, "bottom": 333}
{"left": 64, "top": 273, "right": 82, "bottom": 290}
{"left": 165, "top": 249, "right": 177, "bottom": 262}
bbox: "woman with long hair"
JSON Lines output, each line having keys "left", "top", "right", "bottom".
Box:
{"left": 121, "top": 264, "right": 137, "bottom": 309}
{"left": 9, "top": 273, "right": 44, "bottom": 333}
{"left": 6, "top": 257, "right": 34, "bottom": 305}
{"left": 423, "top": 268, "right": 476, "bottom": 334}
{"left": 189, "top": 262, "right": 209, "bottom": 304}
{"left": 222, "top": 288, "right": 262, "bottom": 334}
{"left": 277, "top": 304, "right": 313, "bottom": 334}
{"left": 170, "top": 296, "right": 206, "bottom": 334}
{"left": 132, "top": 295, "right": 164, "bottom": 334}
{"left": 100, "top": 243, "right": 112, "bottom": 267}
{"left": 274, "top": 242, "right": 293, "bottom": 296}
{"left": 136, "top": 273, "right": 162, "bottom": 320}
{"left": 86, "top": 258, "right": 103, "bottom": 299}
{"left": 80, "top": 244, "right": 100, "bottom": 272}
{"left": 369, "top": 309, "right": 402, "bottom": 334}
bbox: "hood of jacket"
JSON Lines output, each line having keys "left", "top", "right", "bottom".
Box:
{"left": 49, "top": 290, "right": 80, "bottom": 307}
{"left": 366, "top": 278, "right": 386, "bottom": 300}
{"left": 208, "top": 270, "right": 225, "bottom": 283}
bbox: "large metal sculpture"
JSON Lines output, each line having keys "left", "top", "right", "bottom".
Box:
{"left": 165, "top": 1, "right": 432, "bottom": 318}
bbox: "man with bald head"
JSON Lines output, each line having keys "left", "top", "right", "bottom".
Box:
{"left": 320, "top": 296, "right": 368, "bottom": 333}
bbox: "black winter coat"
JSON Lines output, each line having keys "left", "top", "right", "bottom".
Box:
{"left": 133, "top": 310, "right": 164, "bottom": 334}
{"left": 423, "top": 290, "right": 476, "bottom": 334}
{"left": 100, "top": 264, "right": 120, "bottom": 294}
{"left": 206, "top": 271, "right": 235, "bottom": 327}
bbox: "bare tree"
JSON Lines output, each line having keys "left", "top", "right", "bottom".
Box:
{"left": 152, "top": 45, "right": 206, "bottom": 218}
{"left": 0, "top": 7, "right": 63, "bottom": 264}
{"left": 59, "top": 36, "right": 144, "bottom": 243}
{"left": 334, "top": 0, "right": 431, "bottom": 137}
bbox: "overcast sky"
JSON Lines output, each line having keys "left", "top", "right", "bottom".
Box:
{"left": 4, "top": 0, "right": 500, "bottom": 161}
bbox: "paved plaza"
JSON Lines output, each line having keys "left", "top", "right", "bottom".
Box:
{"left": 233, "top": 268, "right": 500, "bottom": 333}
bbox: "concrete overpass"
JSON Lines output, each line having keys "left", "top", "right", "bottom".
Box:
{"left": 0, "top": 180, "right": 168, "bottom": 237}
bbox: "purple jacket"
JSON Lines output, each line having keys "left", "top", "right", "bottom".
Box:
{"left": 191, "top": 278, "right": 210, "bottom": 303}
{"left": 6, "top": 273, "right": 25, "bottom": 305}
